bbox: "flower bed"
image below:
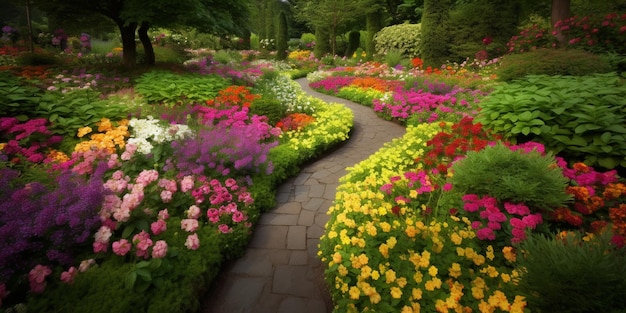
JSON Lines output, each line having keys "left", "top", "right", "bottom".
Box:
{"left": 0, "top": 58, "right": 353, "bottom": 311}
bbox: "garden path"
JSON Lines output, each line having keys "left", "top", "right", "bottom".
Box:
{"left": 200, "top": 78, "right": 406, "bottom": 313}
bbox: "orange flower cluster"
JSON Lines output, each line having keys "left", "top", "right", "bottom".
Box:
{"left": 609, "top": 204, "right": 626, "bottom": 237}
{"left": 411, "top": 57, "right": 423, "bottom": 69}
{"left": 276, "top": 113, "right": 315, "bottom": 131}
{"left": 0, "top": 65, "right": 51, "bottom": 80}
{"left": 351, "top": 77, "right": 402, "bottom": 92}
{"left": 74, "top": 118, "right": 130, "bottom": 154}
{"left": 205, "top": 85, "right": 260, "bottom": 108}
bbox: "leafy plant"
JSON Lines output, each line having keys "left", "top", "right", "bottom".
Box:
{"left": 476, "top": 73, "right": 626, "bottom": 169}
{"left": 134, "top": 71, "right": 230, "bottom": 105}
{"left": 249, "top": 97, "right": 287, "bottom": 125}
{"left": 496, "top": 49, "right": 613, "bottom": 82}
{"left": 0, "top": 72, "right": 42, "bottom": 120}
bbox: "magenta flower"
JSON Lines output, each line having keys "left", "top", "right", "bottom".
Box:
{"left": 60, "top": 266, "right": 78, "bottom": 284}
{"left": 218, "top": 224, "right": 232, "bottom": 234}
{"left": 28, "top": 265, "right": 52, "bottom": 293}
{"left": 150, "top": 219, "right": 167, "bottom": 235}
{"left": 476, "top": 227, "right": 496, "bottom": 241}
{"left": 112, "top": 239, "right": 132, "bottom": 256}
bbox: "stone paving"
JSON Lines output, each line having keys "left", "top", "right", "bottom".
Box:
{"left": 200, "top": 78, "right": 406, "bottom": 313}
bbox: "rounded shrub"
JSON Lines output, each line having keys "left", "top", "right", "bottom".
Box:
{"left": 450, "top": 143, "right": 571, "bottom": 210}
{"left": 374, "top": 23, "right": 422, "bottom": 58}
{"left": 249, "top": 97, "right": 287, "bottom": 126}
{"left": 496, "top": 48, "right": 613, "bottom": 81}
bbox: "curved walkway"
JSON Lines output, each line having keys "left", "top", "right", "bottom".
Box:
{"left": 200, "top": 78, "right": 406, "bottom": 313}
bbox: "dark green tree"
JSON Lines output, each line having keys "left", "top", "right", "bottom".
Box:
{"left": 276, "top": 11, "right": 288, "bottom": 60}
{"left": 421, "top": 0, "right": 452, "bottom": 67}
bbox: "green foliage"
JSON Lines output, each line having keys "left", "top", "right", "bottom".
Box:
{"left": 374, "top": 23, "right": 422, "bottom": 58}
{"left": 15, "top": 53, "right": 59, "bottom": 66}
{"left": 383, "top": 49, "right": 405, "bottom": 68}
{"left": 450, "top": 143, "right": 571, "bottom": 210}
{"left": 496, "top": 49, "right": 614, "bottom": 82}
{"left": 300, "top": 32, "right": 316, "bottom": 48}
{"left": 344, "top": 30, "right": 361, "bottom": 57}
{"left": 134, "top": 71, "right": 230, "bottom": 105}
{"left": 249, "top": 97, "right": 288, "bottom": 126}
{"left": 335, "top": 86, "right": 385, "bottom": 107}
{"left": 476, "top": 73, "right": 626, "bottom": 169}
{"left": 34, "top": 90, "right": 134, "bottom": 139}
{"left": 0, "top": 72, "right": 41, "bottom": 121}
{"left": 515, "top": 231, "right": 626, "bottom": 313}
{"left": 212, "top": 50, "right": 243, "bottom": 64}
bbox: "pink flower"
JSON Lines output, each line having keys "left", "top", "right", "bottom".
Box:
{"left": 225, "top": 178, "right": 238, "bottom": 189}
{"left": 94, "top": 226, "right": 112, "bottom": 243}
{"left": 28, "top": 265, "right": 52, "bottom": 293}
{"left": 93, "top": 241, "right": 108, "bottom": 253}
{"left": 133, "top": 231, "right": 153, "bottom": 259}
{"left": 78, "top": 259, "right": 96, "bottom": 272}
{"left": 180, "top": 175, "right": 195, "bottom": 192}
{"left": 151, "top": 219, "right": 167, "bottom": 235}
{"left": 151, "top": 240, "right": 168, "bottom": 258}
{"left": 476, "top": 227, "right": 496, "bottom": 240}
{"left": 112, "top": 239, "right": 132, "bottom": 256}
{"left": 442, "top": 183, "right": 453, "bottom": 191}
{"left": 187, "top": 205, "right": 201, "bottom": 219}
{"left": 232, "top": 211, "right": 246, "bottom": 223}
{"left": 218, "top": 224, "right": 232, "bottom": 233}
{"left": 136, "top": 169, "right": 159, "bottom": 186}
{"left": 185, "top": 233, "right": 200, "bottom": 250}
{"left": 60, "top": 267, "right": 78, "bottom": 284}
{"left": 181, "top": 219, "right": 199, "bottom": 232}
{"left": 160, "top": 190, "right": 173, "bottom": 203}
{"left": 158, "top": 209, "right": 170, "bottom": 220}
{"left": 522, "top": 213, "right": 543, "bottom": 229}
{"left": 510, "top": 218, "right": 525, "bottom": 229}
{"left": 207, "top": 208, "right": 220, "bottom": 223}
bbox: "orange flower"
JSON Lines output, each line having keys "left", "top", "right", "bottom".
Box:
{"left": 205, "top": 85, "right": 260, "bottom": 108}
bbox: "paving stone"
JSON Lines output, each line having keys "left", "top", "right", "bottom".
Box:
{"left": 231, "top": 252, "right": 273, "bottom": 276}
{"left": 307, "top": 224, "right": 325, "bottom": 239}
{"left": 315, "top": 213, "right": 330, "bottom": 228}
{"left": 259, "top": 213, "right": 299, "bottom": 226}
{"left": 323, "top": 183, "right": 339, "bottom": 200}
{"left": 293, "top": 173, "right": 312, "bottom": 185}
{"left": 311, "top": 169, "right": 332, "bottom": 179}
{"left": 294, "top": 185, "right": 311, "bottom": 201}
{"left": 308, "top": 184, "right": 326, "bottom": 198}
{"left": 248, "top": 225, "right": 288, "bottom": 249}
{"left": 277, "top": 297, "right": 327, "bottom": 313}
{"left": 219, "top": 277, "right": 266, "bottom": 312}
{"left": 289, "top": 250, "right": 309, "bottom": 265}
{"left": 274, "top": 202, "right": 302, "bottom": 214}
{"left": 298, "top": 210, "right": 315, "bottom": 226}
{"left": 275, "top": 191, "right": 291, "bottom": 203}
{"left": 287, "top": 226, "right": 307, "bottom": 250}
{"left": 303, "top": 197, "right": 326, "bottom": 212}
{"left": 272, "top": 265, "right": 319, "bottom": 298}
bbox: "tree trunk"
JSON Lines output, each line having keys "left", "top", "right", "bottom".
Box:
{"left": 118, "top": 22, "right": 138, "bottom": 68}
{"left": 138, "top": 22, "right": 155, "bottom": 65}
{"left": 551, "top": 0, "right": 571, "bottom": 47}
{"left": 314, "top": 26, "right": 330, "bottom": 59}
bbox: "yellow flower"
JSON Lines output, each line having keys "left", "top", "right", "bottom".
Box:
{"left": 97, "top": 118, "right": 113, "bottom": 132}
{"left": 502, "top": 246, "right": 516, "bottom": 262}
{"left": 405, "top": 225, "right": 417, "bottom": 238}
{"left": 478, "top": 300, "right": 494, "bottom": 313}
{"left": 379, "top": 222, "right": 391, "bottom": 232}
{"left": 500, "top": 273, "right": 511, "bottom": 283}
{"left": 413, "top": 271, "right": 423, "bottom": 283}
{"left": 412, "top": 288, "right": 423, "bottom": 300}
{"left": 77, "top": 126, "right": 92, "bottom": 138}
{"left": 371, "top": 270, "right": 380, "bottom": 280}
{"left": 450, "top": 232, "right": 463, "bottom": 245}
{"left": 449, "top": 263, "right": 462, "bottom": 278}
{"left": 428, "top": 265, "right": 438, "bottom": 277}
{"left": 424, "top": 277, "right": 442, "bottom": 291}
{"left": 365, "top": 222, "right": 377, "bottom": 236}
{"left": 328, "top": 230, "right": 338, "bottom": 239}
{"left": 332, "top": 252, "right": 342, "bottom": 264}
{"left": 338, "top": 265, "right": 348, "bottom": 277}
{"left": 350, "top": 236, "right": 365, "bottom": 248}
{"left": 397, "top": 276, "right": 407, "bottom": 288}
{"left": 488, "top": 290, "right": 510, "bottom": 311}
{"left": 510, "top": 295, "right": 527, "bottom": 313}
{"left": 480, "top": 266, "right": 499, "bottom": 278}
{"left": 385, "top": 269, "right": 397, "bottom": 283}
{"left": 350, "top": 253, "right": 369, "bottom": 269}
{"left": 390, "top": 287, "right": 402, "bottom": 299}
{"left": 486, "top": 245, "right": 495, "bottom": 261}
{"left": 349, "top": 286, "right": 360, "bottom": 299}
{"left": 419, "top": 251, "right": 430, "bottom": 268}
{"left": 360, "top": 266, "right": 372, "bottom": 279}
{"left": 379, "top": 243, "right": 389, "bottom": 258}
{"left": 386, "top": 236, "right": 397, "bottom": 249}
{"left": 0, "top": 143, "right": 5, "bottom": 151}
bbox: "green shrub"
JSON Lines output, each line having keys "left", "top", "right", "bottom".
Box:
{"left": 0, "top": 72, "right": 42, "bottom": 120}
{"left": 249, "top": 97, "right": 287, "bottom": 125}
{"left": 515, "top": 231, "right": 626, "bottom": 313}
{"left": 450, "top": 143, "right": 571, "bottom": 210}
{"left": 373, "top": 23, "right": 422, "bottom": 58}
{"left": 299, "top": 32, "right": 316, "bottom": 49}
{"left": 476, "top": 73, "right": 626, "bottom": 170}
{"left": 15, "top": 53, "right": 59, "bottom": 66}
{"left": 383, "top": 49, "right": 404, "bottom": 67}
{"left": 134, "top": 71, "right": 230, "bottom": 105}
{"left": 496, "top": 49, "right": 613, "bottom": 81}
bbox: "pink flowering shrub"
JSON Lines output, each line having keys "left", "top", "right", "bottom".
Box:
{"left": 0, "top": 117, "right": 63, "bottom": 165}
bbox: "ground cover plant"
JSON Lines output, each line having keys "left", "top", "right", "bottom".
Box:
{"left": 0, "top": 50, "right": 353, "bottom": 312}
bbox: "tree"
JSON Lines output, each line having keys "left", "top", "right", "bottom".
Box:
{"left": 421, "top": 0, "right": 452, "bottom": 67}
{"left": 551, "top": 0, "right": 571, "bottom": 47}
{"left": 33, "top": 0, "right": 251, "bottom": 67}
{"left": 276, "top": 11, "right": 288, "bottom": 60}
{"left": 294, "top": 0, "right": 376, "bottom": 56}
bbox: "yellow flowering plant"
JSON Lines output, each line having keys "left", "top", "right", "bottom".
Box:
{"left": 319, "top": 123, "right": 528, "bottom": 313}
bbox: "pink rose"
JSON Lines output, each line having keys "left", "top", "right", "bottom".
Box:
{"left": 185, "top": 234, "right": 200, "bottom": 250}
{"left": 112, "top": 239, "right": 132, "bottom": 256}
{"left": 187, "top": 205, "right": 201, "bottom": 219}
{"left": 218, "top": 224, "right": 232, "bottom": 234}
{"left": 93, "top": 241, "right": 108, "bottom": 253}
{"left": 160, "top": 190, "right": 173, "bottom": 203}
{"left": 181, "top": 219, "right": 199, "bottom": 232}
{"left": 151, "top": 240, "right": 168, "bottom": 259}
{"left": 158, "top": 209, "right": 170, "bottom": 220}
{"left": 28, "top": 265, "right": 51, "bottom": 293}
{"left": 60, "top": 267, "right": 78, "bottom": 284}
{"left": 151, "top": 219, "right": 167, "bottom": 235}
{"left": 232, "top": 211, "right": 246, "bottom": 223}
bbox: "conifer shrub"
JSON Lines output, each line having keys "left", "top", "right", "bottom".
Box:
{"left": 515, "top": 231, "right": 626, "bottom": 313}
{"left": 450, "top": 143, "right": 571, "bottom": 210}
{"left": 496, "top": 48, "right": 613, "bottom": 81}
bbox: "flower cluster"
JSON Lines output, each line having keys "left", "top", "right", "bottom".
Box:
{"left": 309, "top": 75, "right": 356, "bottom": 93}
{"left": 0, "top": 117, "right": 63, "bottom": 165}
{"left": 74, "top": 118, "right": 130, "bottom": 154}
{"left": 205, "top": 85, "right": 260, "bottom": 108}
{"left": 276, "top": 113, "right": 315, "bottom": 131}
{"left": 126, "top": 116, "right": 192, "bottom": 155}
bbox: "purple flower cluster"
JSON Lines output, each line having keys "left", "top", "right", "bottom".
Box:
{"left": 0, "top": 163, "right": 107, "bottom": 283}
{"left": 461, "top": 194, "right": 543, "bottom": 244}
{"left": 373, "top": 87, "right": 472, "bottom": 121}
{"left": 310, "top": 76, "right": 356, "bottom": 93}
